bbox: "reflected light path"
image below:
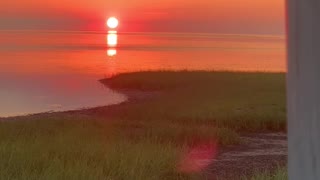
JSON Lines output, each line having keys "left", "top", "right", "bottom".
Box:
{"left": 107, "top": 49, "right": 117, "bottom": 57}
{"left": 107, "top": 32, "right": 117, "bottom": 47}
{"left": 107, "top": 31, "right": 118, "bottom": 57}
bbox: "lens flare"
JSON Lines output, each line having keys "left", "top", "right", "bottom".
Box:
{"left": 178, "top": 142, "right": 218, "bottom": 173}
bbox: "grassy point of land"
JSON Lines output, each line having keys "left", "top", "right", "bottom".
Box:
{"left": 103, "top": 71, "right": 286, "bottom": 132}
{"left": 0, "top": 71, "right": 286, "bottom": 179}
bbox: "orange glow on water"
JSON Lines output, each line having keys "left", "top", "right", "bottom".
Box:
{"left": 0, "top": 32, "right": 285, "bottom": 76}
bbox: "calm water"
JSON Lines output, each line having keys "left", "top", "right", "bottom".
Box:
{"left": 0, "top": 31, "right": 286, "bottom": 117}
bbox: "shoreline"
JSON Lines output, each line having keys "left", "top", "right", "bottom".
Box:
{"left": 1, "top": 70, "right": 286, "bottom": 120}
{"left": 0, "top": 90, "right": 159, "bottom": 122}
{"left": 0, "top": 71, "right": 287, "bottom": 179}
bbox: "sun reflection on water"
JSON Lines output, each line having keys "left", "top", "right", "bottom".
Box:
{"left": 107, "top": 49, "right": 117, "bottom": 57}
{"left": 107, "top": 32, "right": 117, "bottom": 47}
{"left": 107, "top": 31, "right": 118, "bottom": 57}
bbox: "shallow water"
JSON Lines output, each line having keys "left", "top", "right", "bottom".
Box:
{"left": 0, "top": 31, "right": 286, "bottom": 117}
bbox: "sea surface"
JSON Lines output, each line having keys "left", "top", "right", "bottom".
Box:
{"left": 0, "top": 31, "right": 286, "bottom": 117}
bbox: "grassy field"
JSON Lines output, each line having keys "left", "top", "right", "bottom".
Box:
{"left": 244, "top": 167, "right": 287, "bottom": 180}
{"left": 0, "top": 71, "right": 286, "bottom": 179}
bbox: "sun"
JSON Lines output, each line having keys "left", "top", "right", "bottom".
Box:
{"left": 107, "top": 17, "right": 119, "bottom": 29}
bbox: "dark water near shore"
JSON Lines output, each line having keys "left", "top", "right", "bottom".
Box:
{"left": 0, "top": 31, "right": 286, "bottom": 117}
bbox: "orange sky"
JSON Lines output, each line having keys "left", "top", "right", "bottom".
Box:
{"left": 0, "top": 0, "right": 285, "bottom": 34}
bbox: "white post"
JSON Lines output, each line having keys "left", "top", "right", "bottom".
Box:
{"left": 287, "top": 0, "right": 320, "bottom": 179}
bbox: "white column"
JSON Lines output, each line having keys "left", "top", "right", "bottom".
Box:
{"left": 287, "top": 0, "right": 320, "bottom": 179}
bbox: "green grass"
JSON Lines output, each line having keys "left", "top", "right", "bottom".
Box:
{"left": 244, "top": 167, "right": 287, "bottom": 180}
{"left": 0, "top": 71, "right": 286, "bottom": 179}
{"left": 103, "top": 71, "right": 286, "bottom": 132}
{"left": 0, "top": 115, "right": 190, "bottom": 180}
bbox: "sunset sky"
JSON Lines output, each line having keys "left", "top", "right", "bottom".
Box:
{"left": 0, "top": 0, "right": 285, "bottom": 35}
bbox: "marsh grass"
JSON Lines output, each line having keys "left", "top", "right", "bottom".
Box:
{"left": 0, "top": 71, "right": 286, "bottom": 179}
{"left": 244, "top": 167, "right": 287, "bottom": 180}
{"left": 0, "top": 115, "right": 186, "bottom": 180}
{"left": 104, "top": 71, "right": 286, "bottom": 132}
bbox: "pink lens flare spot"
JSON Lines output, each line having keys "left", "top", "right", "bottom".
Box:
{"left": 178, "top": 142, "right": 218, "bottom": 173}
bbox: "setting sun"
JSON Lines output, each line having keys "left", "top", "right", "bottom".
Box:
{"left": 107, "top": 17, "right": 119, "bottom": 29}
